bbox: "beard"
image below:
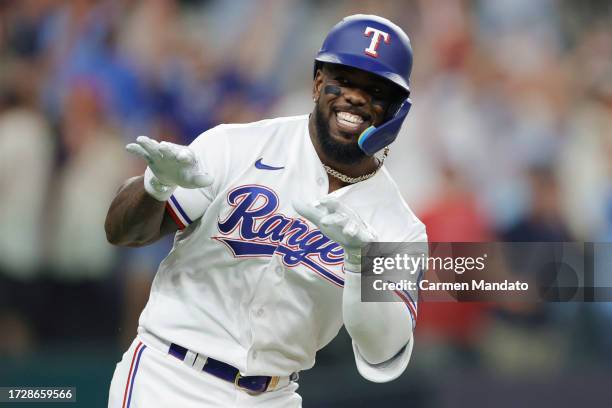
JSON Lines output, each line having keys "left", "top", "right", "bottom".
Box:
{"left": 314, "top": 102, "right": 368, "bottom": 165}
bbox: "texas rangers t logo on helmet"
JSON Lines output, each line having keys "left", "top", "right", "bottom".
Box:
{"left": 363, "top": 26, "right": 390, "bottom": 57}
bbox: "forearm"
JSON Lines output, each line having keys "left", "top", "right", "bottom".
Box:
{"left": 295, "top": 198, "right": 414, "bottom": 363}
{"left": 105, "top": 176, "right": 169, "bottom": 247}
{"left": 343, "top": 270, "right": 413, "bottom": 364}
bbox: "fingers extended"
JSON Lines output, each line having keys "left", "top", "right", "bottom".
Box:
{"left": 136, "top": 136, "right": 163, "bottom": 159}
{"left": 126, "top": 143, "right": 151, "bottom": 162}
{"left": 158, "top": 141, "right": 174, "bottom": 158}
{"left": 321, "top": 213, "right": 348, "bottom": 227}
{"left": 294, "top": 201, "right": 327, "bottom": 224}
{"left": 318, "top": 197, "right": 340, "bottom": 212}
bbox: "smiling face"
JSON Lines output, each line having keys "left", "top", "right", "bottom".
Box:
{"left": 312, "top": 63, "right": 403, "bottom": 165}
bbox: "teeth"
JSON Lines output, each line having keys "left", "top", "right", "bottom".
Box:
{"left": 337, "top": 111, "right": 364, "bottom": 124}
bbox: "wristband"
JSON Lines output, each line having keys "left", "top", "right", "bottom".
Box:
{"left": 343, "top": 247, "right": 362, "bottom": 273}
{"left": 144, "top": 167, "right": 177, "bottom": 201}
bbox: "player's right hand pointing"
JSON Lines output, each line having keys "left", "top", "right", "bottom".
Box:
{"left": 126, "top": 136, "right": 213, "bottom": 200}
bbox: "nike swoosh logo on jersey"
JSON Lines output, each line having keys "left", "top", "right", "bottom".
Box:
{"left": 254, "top": 158, "right": 284, "bottom": 170}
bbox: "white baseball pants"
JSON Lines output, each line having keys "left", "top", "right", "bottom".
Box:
{"left": 108, "top": 337, "right": 302, "bottom": 408}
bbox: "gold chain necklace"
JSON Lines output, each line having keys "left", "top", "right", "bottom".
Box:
{"left": 322, "top": 147, "right": 389, "bottom": 184}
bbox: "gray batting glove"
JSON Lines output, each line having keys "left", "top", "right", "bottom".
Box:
{"left": 126, "top": 136, "right": 213, "bottom": 201}
{"left": 295, "top": 196, "right": 377, "bottom": 272}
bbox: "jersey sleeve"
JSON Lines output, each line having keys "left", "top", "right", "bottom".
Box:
{"left": 352, "top": 334, "right": 414, "bottom": 383}
{"left": 165, "top": 189, "right": 211, "bottom": 230}
{"left": 165, "top": 126, "right": 230, "bottom": 229}
{"left": 391, "top": 225, "right": 428, "bottom": 329}
{"left": 350, "top": 221, "right": 427, "bottom": 383}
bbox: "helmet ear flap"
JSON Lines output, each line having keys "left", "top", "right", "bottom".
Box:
{"left": 384, "top": 90, "right": 409, "bottom": 121}
{"left": 358, "top": 98, "right": 411, "bottom": 156}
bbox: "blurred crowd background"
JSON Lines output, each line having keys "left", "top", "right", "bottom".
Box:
{"left": 0, "top": 0, "right": 611, "bottom": 407}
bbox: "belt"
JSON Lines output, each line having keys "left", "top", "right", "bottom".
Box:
{"left": 138, "top": 332, "right": 296, "bottom": 395}
{"left": 169, "top": 343, "right": 287, "bottom": 395}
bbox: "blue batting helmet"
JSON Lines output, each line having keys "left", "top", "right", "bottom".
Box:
{"left": 314, "top": 15, "right": 413, "bottom": 155}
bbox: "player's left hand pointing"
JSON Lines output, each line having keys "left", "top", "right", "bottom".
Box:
{"left": 295, "top": 197, "right": 377, "bottom": 272}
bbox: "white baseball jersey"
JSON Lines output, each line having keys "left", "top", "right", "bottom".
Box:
{"left": 138, "top": 114, "right": 426, "bottom": 377}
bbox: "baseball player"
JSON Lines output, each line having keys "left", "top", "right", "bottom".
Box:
{"left": 105, "top": 15, "right": 426, "bottom": 408}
